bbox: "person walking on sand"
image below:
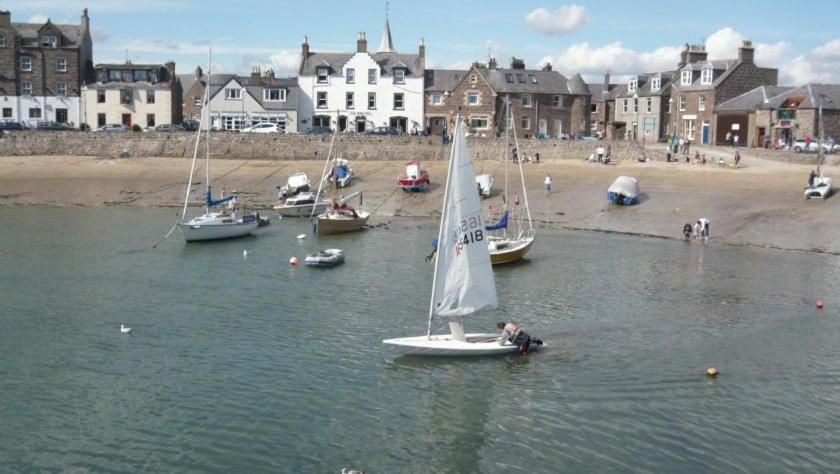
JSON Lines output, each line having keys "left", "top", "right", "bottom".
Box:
{"left": 596, "top": 145, "right": 605, "bottom": 162}
{"left": 666, "top": 145, "right": 672, "bottom": 163}
{"left": 684, "top": 139, "right": 690, "bottom": 156}
{"left": 698, "top": 218, "right": 710, "bottom": 241}
{"left": 534, "top": 152, "right": 540, "bottom": 163}
{"left": 544, "top": 174, "right": 552, "bottom": 194}
{"left": 734, "top": 151, "right": 741, "bottom": 168}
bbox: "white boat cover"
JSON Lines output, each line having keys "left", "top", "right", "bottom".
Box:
{"left": 608, "top": 176, "right": 640, "bottom": 198}
{"left": 433, "top": 120, "right": 498, "bottom": 318}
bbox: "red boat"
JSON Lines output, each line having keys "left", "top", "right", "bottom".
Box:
{"left": 396, "top": 160, "right": 430, "bottom": 192}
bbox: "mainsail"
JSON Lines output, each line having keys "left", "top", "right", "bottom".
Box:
{"left": 430, "top": 118, "right": 498, "bottom": 318}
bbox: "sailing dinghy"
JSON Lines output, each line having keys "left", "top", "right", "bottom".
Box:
{"left": 383, "top": 116, "right": 543, "bottom": 356}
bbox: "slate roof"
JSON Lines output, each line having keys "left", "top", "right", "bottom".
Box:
{"left": 424, "top": 69, "right": 467, "bottom": 92}
{"left": 481, "top": 68, "right": 575, "bottom": 95}
{"left": 177, "top": 73, "right": 202, "bottom": 93}
{"left": 207, "top": 75, "right": 300, "bottom": 111}
{"left": 587, "top": 83, "right": 620, "bottom": 103}
{"left": 12, "top": 21, "right": 84, "bottom": 48}
{"left": 672, "top": 60, "right": 739, "bottom": 91}
{"left": 566, "top": 73, "right": 591, "bottom": 95}
{"left": 615, "top": 71, "right": 675, "bottom": 98}
{"left": 716, "top": 85, "right": 795, "bottom": 112}
{"left": 299, "top": 51, "right": 423, "bottom": 77}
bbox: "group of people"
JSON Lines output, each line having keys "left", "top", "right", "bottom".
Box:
{"left": 724, "top": 131, "right": 741, "bottom": 147}
{"left": 682, "top": 218, "right": 710, "bottom": 241}
{"left": 511, "top": 144, "right": 540, "bottom": 164}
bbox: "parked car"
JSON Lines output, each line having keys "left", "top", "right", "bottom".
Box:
{"left": 304, "top": 126, "right": 332, "bottom": 134}
{"left": 182, "top": 119, "right": 200, "bottom": 132}
{"left": 242, "top": 122, "right": 281, "bottom": 134}
{"left": 150, "top": 123, "right": 186, "bottom": 132}
{"left": 367, "top": 126, "right": 401, "bottom": 136}
{"left": 793, "top": 138, "right": 838, "bottom": 153}
{"left": 0, "top": 121, "right": 25, "bottom": 131}
{"left": 99, "top": 124, "right": 128, "bottom": 132}
{"left": 36, "top": 121, "right": 73, "bottom": 131}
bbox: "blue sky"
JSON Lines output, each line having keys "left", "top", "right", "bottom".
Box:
{"left": 5, "top": 0, "right": 839, "bottom": 84}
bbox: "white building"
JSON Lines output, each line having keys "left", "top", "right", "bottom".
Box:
{"left": 81, "top": 62, "right": 181, "bottom": 130}
{"left": 297, "top": 20, "right": 425, "bottom": 133}
{"left": 201, "top": 68, "right": 299, "bottom": 133}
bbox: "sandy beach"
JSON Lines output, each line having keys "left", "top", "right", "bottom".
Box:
{"left": 1, "top": 146, "right": 838, "bottom": 255}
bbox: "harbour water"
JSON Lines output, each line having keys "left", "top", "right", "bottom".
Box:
{"left": 1, "top": 207, "right": 839, "bottom": 471}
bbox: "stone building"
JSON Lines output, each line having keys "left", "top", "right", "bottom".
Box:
{"left": 201, "top": 67, "right": 299, "bottom": 133}
{"left": 82, "top": 61, "right": 181, "bottom": 130}
{"left": 424, "top": 68, "right": 466, "bottom": 135}
{"left": 178, "top": 66, "right": 205, "bottom": 120}
{"left": 297, "top": 19, "right": 425, "bottom": 133}
{"left": 717, "top": 83, "right": 840, "bottom": 147}
{"left": 612, "top": 71, "right": 675, "bottom": 142}
{"left": 670, "top": 41, "right": 778, "bottom": 145}
{"left": 424, "top": 57, "right": 591, "bottom": 138}
{"left": 0, "top": 9, "right": 93, "bottom": 127}
{"left": 587, "top": 72, "right": 619, "bottom": 138}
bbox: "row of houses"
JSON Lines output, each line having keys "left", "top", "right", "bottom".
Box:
{"left": 1, "top": 8, "right": 837, "bottom": 144}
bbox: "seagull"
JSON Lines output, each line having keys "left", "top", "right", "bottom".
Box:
{"left": 120, "top": 324, "right": 131, "bottom": 334}
{"left": 243, "top": 250, "right": 248, "bottom": 258}
{"left": 296, "top": 234, "right": 306, "bottom": 240}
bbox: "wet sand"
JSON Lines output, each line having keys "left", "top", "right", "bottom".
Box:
{"left": 1, "top": 148, "right": 838, "bottom": 255}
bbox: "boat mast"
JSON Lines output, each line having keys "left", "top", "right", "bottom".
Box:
{"left": 205, "top": 49, "right": 212, "bottom": 214}
{"left": 510, "top": 94, "right": 533, "bottom": 233}
{"left": 331, "top": 112, "right": 340, "bottom": 206}
{"left": 818, "top": 93, "right": 824, "bottom": 173}
{"left": 180, "top": 77, "right": 209, "bottom": 221}
{"left": 503, "top": 96, "right": 510, "bottom": 239}
{"left": 427, "top": 114, "right": 461, "bottom": 338}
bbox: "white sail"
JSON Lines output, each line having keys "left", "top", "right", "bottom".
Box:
{"left": 432, "top": 118, "right": 498, "bottom": 318}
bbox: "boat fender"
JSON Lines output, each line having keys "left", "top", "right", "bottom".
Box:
{"left": 816, "top": 300, "right": 824, "bottom": 309}
{"left": 290, "top": 257, "right": 299, "bottom": 266}
{"left": 706, "top": 368, "right": 718, "bottom": 378}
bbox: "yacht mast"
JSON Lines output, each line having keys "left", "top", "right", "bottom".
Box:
{"left": 510, "top": 95, "right": 533, "bottom": 233}
{"left": 205, "top": 49, "right": 212, "bottom": 214}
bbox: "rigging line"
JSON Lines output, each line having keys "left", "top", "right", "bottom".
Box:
{"left": 152, "top": 223, "right": 178, "bottom": 249}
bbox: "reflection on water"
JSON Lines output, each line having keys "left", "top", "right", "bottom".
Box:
{"left": 0, "top": 207, "right": 839, "bottom": 471}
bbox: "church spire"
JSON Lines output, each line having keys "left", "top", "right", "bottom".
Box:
{"left": 377, "top": 2, "right": 394, "bottom": 53}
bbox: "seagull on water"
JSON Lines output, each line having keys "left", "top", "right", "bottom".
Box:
{"left": 296, "top": 234, "right": 306, "bottom": 240}
{"left": 243, "top": 250, "right": 248, "bottom": 258}
{"left": 120, "top": 324, "right": 131, "bottom": 334}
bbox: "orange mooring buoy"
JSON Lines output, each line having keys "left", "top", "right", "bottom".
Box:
{"left": 816, "top": 300, "right": 824, "bottom": 309}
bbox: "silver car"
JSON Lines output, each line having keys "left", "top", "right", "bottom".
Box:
{"left": 99, "top": 123, "right": 127, "bottom": 132}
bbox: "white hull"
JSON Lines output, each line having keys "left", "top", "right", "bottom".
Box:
{"left": 805, "top": 177, "right": 832, "bottom": 199}
{"left": 179, "top": 217, "right": 258, "bottom": 242}
{"left": 383, "top": 333, "right": 542, "bottom": 356}
{"left": 274, "top": 201, "right": 330, "bottom": 217}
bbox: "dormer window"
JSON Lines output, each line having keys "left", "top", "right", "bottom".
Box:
{"left": 516, "top": 74, "right": 525, "bottom": 83}
{"left": 505, "top": 73, "right": 514, "bottom": 83}
{"left": 264, "top": 88, "right": 286, "bottom": 101}
{"left": 628, "top": 77, "right": 638, "bottom": 93}
{"left": 225, "top": 88, "right": 242, "bottom": 100}
{"left": 528, "top": 75, "right": 538, "bottom": 84}
{"left": 681, "top": 69, "right": 692, "bottom": 86}
{"left": 41, "top": 35, "right": 57, "bottom": 47}
{"left": 701, "top": 68, "right": 713, "bottom": 85}
{"left": 316, "top": 67, "right": 329, "bottom": 84}
{"left": 133, "top": 70, "right": 146, "bottom": 82}
{"left": 650, "top": 75, "right": 661, "bottom": 92}
{"left": 393, "top": 68, "right": 405, "bottom": 84}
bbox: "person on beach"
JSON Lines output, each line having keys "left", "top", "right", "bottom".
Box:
{"left": 666, "top": 146, "right": 672, "bottom": 162}
{"left": 726, "top": 131, "right": 732, "bottom": 146}
{"left": 683, "top": 223, "right": 693, "bottom": 240}
{"left": 544, "top": 174, "right": 552, "bottom": 194}
{"left": 596, "top": 145, "right": 605, "bottom": 162}
{"left": 694, "top": 151, "right": 700, "bottom": 164}
{"left": 734, "top": 151, "right": 741, "bottom": 168}
{"left": 808, "top": 169, "right": 816, "bottom": 189}
{"left": 733, "top": 134, "right": 740, "bottom": 148}
{"left": 697, "top": 218, "right": 710, "bottom": 240}
{"left": 534, "top": 152, "right": 540, "bottom": 163}
{"left": 276, "top": 185, "right": 283, "bottom": 203}
{"left": 684, "top": 139, "right": 690, "bottom": 156}
{"left": 496, "top": 321, "right": 542, "bottom": 355}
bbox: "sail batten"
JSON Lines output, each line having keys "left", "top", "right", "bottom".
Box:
{"left": 430, "top": 117, "right": 498, "bottom": 320}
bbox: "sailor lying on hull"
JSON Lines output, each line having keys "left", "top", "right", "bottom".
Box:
{"left": 496, "top": 322, "right": 543, "bottom": 355}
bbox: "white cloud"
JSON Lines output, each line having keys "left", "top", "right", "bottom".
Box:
{"left": 539, "top": 41, "right": 679, "bottom": 80}
{"left": 704, "top": 26, "right": 791, "bottom": 65}
{"left": 525, "top": 5, "right": 587, "bottom": 36}
{"left": 782, "top": 38, "right": 840, "bottom": 85}
{"left": 27, "top": 14, "right": 49, "bottom": 23}
{"left": 251, "top": 50, "right": 301, "bottom": 77}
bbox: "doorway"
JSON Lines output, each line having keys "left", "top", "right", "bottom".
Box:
{"left": 538, "top": 119, "right": 547, "bottom": 138}
{"left": 355, "top": 117, "right": 367, "bottom": 133}
{"left": 701, "top": 122, "right": 710, "bottom": 144}
{"left": 338, "top": 116, "right": 347, "bottom": 132}
{"left": 122, "top": 114, "right": 132, "bottom": 127}
{"left": 389, "top": 116, "right": 407, "bottom": 133}
{"left": 55, "top": 108, "right": 68, "bottom": 124}
{"left": 554, "top": 119, "right": 562, "bottom": 138}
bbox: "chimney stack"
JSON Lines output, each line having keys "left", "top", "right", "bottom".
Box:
{"left": 510, "top": 57, "right": 525, "bottom": 70}
{"left": 541, "top": 62, "right": 552, "bottom": 71}
{"left": 489, "top": 57, "right": 497, "bottom": 70}
{"left": 195, "top": 65, "right": 203, "bottom": 78}
{"left": 738, "top": 40, "right": 755, "bottom": 64}
{"left": 419, "top": 37, "right": 425, "bottom": 71}
{"left": 680, "top": 43, "right": 708, "bottom": 67}
{"left": 0, "top": 11, "right": 11, "bottom": 28}
{"left": 301, "top": 35, "right": 309, "bottom": 59}
{"left": 81, "top": 8, "right": 90, "bottom": 32}
{"left": 165, "top": 61, "right": 176, "bottom": 85}
{"left": 603, "top": 70, "right": 610, "bottom": 96}
{"left": 357, "top": 32, "right": 367, "bottom": 53}
{"left": 251, "top": 66, "right": 261, "bottom": 81}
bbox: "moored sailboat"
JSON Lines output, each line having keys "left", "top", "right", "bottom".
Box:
{"left": 486, "top": 96, "right": 535, "bottom": 265}
{"left": 383, "top": 116, "right": 543, "bottom": 356}
{"left": 178, "top": 52, "right": 257, "bottom": 242}
{"left": 314, "top": 122, "right": 370, "bottom": 235}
